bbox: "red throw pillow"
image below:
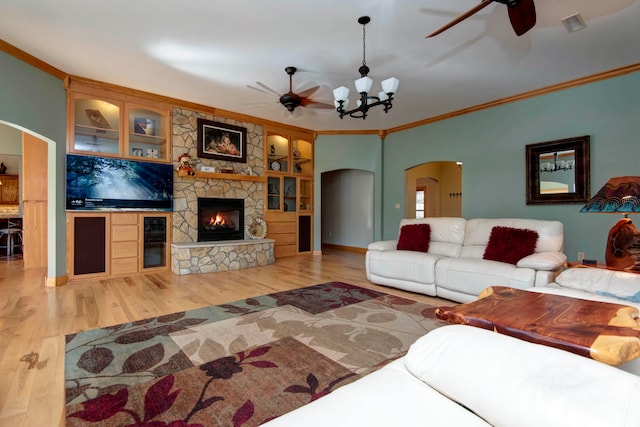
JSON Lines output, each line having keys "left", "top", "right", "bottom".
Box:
{"left": 483, "top": 226, "right": 539, "bottom": 265}
{"left": 397, "top": 223, "right": 431, "bottom": 252}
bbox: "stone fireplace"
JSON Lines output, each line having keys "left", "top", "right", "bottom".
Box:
{"left": 198, "top": 197, "right": 244, "bottom": 242}
{"left": 170, "top": 108, "right": 274, "bottom": 275}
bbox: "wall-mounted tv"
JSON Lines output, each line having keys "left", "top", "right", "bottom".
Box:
{"left": 66, "top": 154, "right": 173, "bottom": 211}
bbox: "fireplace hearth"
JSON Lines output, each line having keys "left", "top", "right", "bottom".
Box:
{"left": 198, "top": 198, "right": 244, "bottom": 241}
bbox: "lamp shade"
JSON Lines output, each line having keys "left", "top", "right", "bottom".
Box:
{"left": 333, "top": 86, "right": 350, "bottom": 102}
{"left": 580, "top": 176, "right": 640, "bottom": 214}
{"left": 381, "top": 77, "right": 399, "bottom": 94}
{"left": 355, "top": 76, "right": 373, "bottom": 94}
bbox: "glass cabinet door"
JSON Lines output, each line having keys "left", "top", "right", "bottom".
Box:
{"left": 299, "top": 178, "right": 312, "bottom": 212}
{"left": 283, "top": 176, "right": 297, "bottom": 212}
{"left": 126, "top": 105, "right": 169, "bottom": 161}
{"left": 267, "top": 176, "right": 281, "bottom": 211}
{"left": 143, "top": 216, "right": 167, "bottom": 269}
{"left": 72, "top": 96, "right": 121, "bottom": 155}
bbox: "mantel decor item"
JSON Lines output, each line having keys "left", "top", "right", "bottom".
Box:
{"left": 525, "top": 135, "right": 590, "bottom": 205}
{"left": 197, "top": 118, "right": 247, "bottom": 163}
{"left": 333, "top": 16, "right": 399, "bottom": 120}
{"left": 245, "top": 217, "right": 267, "bottom": 240}
{"left": 580, "top": 176, "right": 640, "bottom": 271}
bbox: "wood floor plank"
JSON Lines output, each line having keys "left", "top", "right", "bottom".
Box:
{"left": 0, "top": 249, "right": 452, "bottom": 426}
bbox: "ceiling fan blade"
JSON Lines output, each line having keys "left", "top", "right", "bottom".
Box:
{"left": 303, "top": 100, "right": 335, "bottom": 110}
{"left": 247, "top": 84, "right": 277, "bottom": 96}
{"left": 296, "top": 85, "right": 320, "bottom": 99}
{"left": 426, "top": 0, "right": 494, "bottom": 38}
{"left": 255, "top": 82, "right": 282, "bottom": 97}
{"left": 508, "top": 0, "right": 536, "bottom": 36}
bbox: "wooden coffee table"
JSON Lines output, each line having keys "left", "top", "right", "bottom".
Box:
{"left": 436, "top": 286, "right": 640, "bottom": 366}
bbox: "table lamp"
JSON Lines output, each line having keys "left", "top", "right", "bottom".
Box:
{"left": 580, "top": 176, "right": 640, "bottom": 271}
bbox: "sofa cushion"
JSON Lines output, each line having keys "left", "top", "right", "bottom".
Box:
{"left": 405, "top": 325, "right": 640, "bottom": 427}
{"left": 399, "top": 217, "right": 466, "bottom": 257}
{"left": 461, "top": 218, "right": 563, "bottom": 258}
{"left": 435, "top": 257, "right": 537, "bottom": 299}
{"left": 554, "top": 267, "right": 640, "bottom": 304}
{"left": 397, "top": 223, "right": 430, "bottom": 252}
{"left": 483, "top": 226, "right": 538, "bottom": 265}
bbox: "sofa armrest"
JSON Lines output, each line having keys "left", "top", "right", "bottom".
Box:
{"left": 516, "top": 251, "right": 567, "bottom": 270}
{"left": 367, "top": 240, "right": 398, "bottom": 251}
{"left": 406, "top": 325, "right": 640, "bottom": 427}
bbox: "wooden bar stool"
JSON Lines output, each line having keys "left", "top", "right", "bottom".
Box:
{"left": 0, "top": 219, "right": 23, "bottom": 257}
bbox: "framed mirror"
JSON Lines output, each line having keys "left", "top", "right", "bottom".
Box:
{"left": 526, "top": 135, "right": 590, "bottom": 205}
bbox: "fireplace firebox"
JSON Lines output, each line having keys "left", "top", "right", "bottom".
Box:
{"left": 198, "top": 198, "right": 244, "bottom": 241}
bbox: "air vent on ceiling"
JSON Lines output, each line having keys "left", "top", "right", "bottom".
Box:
{"left": 561, "top": 13, "right": 586, "bottom": 33}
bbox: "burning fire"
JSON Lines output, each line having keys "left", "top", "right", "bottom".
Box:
{"left": 209, "top": 212, "right": 226, "bottom": 226}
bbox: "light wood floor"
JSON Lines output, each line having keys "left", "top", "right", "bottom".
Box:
{"left": 0, "top": 249, "right": 452, "bottom": 426}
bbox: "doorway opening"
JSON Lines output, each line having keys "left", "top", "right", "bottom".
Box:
{"left": 405, "top": 161, "right": 462, "bottom": 218}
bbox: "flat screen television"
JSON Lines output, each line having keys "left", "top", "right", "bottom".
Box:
{"left": 66, "top": 154, "right": 173, "bottom": 211}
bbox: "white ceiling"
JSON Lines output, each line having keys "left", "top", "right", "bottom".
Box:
{"left": 1, "top": 0, "right": 638, "bottom": 132}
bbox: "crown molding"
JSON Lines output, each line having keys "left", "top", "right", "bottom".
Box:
{"left": 3, "top": 39, "right": 638, "bottom": 138}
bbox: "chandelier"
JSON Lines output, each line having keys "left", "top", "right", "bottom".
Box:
{"left": 333, "top": 16, "right": 399, "bottom": 120}
{"left": 540, "top": 152, "right": 575, "bottom": 173}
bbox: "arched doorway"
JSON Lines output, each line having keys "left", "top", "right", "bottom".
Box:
{"left": 320, "top": 169, "right": 374, "bottom": 250}
{"left": 405, "top": 161, "right": 462, "bottom": 218}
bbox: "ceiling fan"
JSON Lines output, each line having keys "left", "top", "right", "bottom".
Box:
{"left": 248, "top": 66, "right": 333, "bottom": 114}
{"left": 426, "top": 0, "right": 536, "bottom": 38}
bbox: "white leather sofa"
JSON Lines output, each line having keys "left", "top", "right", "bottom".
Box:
{"left": 263, "top": 325, "right": 640, "bottom": 427}
{"left": 366, "top": 217, "right": 566, "bottom": 302}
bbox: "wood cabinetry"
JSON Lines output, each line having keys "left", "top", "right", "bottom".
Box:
{"left": 66, "top": 78, "right": 171, "bottom": 163}
{"left": 65, "top": 78, "right": 173, "bottom": 280}
{"left": 111, "top": 213, "right": 139, "bottom": 275}
{"left": 0, "top": 175, "right": 19, "bottom": 204}
{"left": 264, "top": 127, "right": 314, "bottom": 257}
{"left": 67, "top": 212, "right": 170, "bottom": 279}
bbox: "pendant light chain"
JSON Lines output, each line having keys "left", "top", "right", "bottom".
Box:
{"left": 362, "top": 23, "right": 367, "bottom": 69}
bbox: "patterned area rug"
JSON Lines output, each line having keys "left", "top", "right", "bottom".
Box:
{"left": 65, "top": 282, "right": 446, "bottom": 426}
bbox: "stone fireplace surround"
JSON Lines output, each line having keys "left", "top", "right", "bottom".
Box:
{"left": 170, "top": 108, "right": 274, "bottom": 275}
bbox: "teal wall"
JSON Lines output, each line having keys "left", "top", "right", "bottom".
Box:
{"left": 0, "top": 51, "right": 66, "bottom": 278}
{"left": 0, "top": 124, "right": 22, "bottom": 154}
{"left": 380, "top": 71, "right": 640, "bottom": 262}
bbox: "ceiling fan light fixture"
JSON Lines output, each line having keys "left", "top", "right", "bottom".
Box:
{"left": 333, "top": 16, "right": 399, "bottom": 120}
{"left": 561, "top": 13, "right": 586, "bottom": 33}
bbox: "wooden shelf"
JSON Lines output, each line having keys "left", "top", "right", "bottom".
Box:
{"left": 177, "top": 169, "right": 266, "bottom": 182}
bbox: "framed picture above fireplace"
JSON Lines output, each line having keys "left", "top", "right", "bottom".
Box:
{"left": 197, "top": 118, "right": 247, "bottom": 163}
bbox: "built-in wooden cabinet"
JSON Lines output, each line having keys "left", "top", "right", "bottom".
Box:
{"left": 264, "top": 127, "right": 314, "bottom": 257}
{"left": 0, "top": 175, "right": 19, "bottom": 204}
{"left": 111, "top": 213, "right": 139, "bottom": 275}
{"left": 65, "top": 78, "right": 173, "bottom": 280}
{"left": 66, "top": 78, "right": 171, "bottom": 163}
{"left": 67, "top": 212, "right": 171, "bottom": 280}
